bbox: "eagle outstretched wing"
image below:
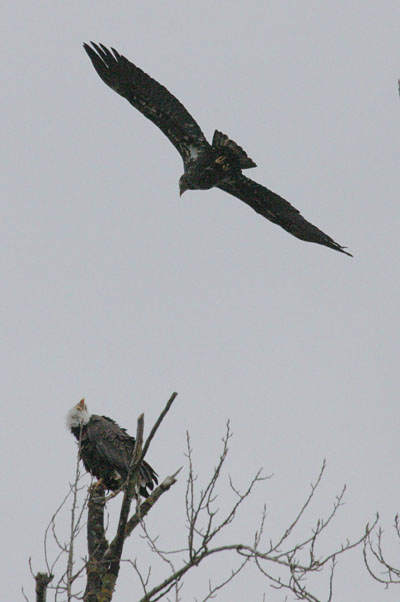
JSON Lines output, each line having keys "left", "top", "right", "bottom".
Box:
{"left": 83, "top": 42, "right": 210, "bottom": 161}
{"left": 218, "top": 175, "right": 352, "bottom": 256}
{"left": 84, "top": 43, "right": 351, "bottom": 255}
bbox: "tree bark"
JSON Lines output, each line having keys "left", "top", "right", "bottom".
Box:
{"left": 35, "top": 573, "right": 53, "bottom": 602}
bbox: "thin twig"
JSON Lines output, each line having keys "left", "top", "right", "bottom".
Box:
{"left": 141, "top": 392, "right": 178, "bottom": 462}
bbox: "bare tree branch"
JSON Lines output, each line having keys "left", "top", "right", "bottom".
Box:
{"left": 122, "top": 424, "right": 374, "bottom": 602}
{"left": 83, "top": 484, "right": 108, "bottom": 602}
{"left": 66, "top": 431, "right": 85, "bottom": 601}
{"left": 363, "top": 514, "right": 400, "bottom": 586}
{"left": 108, "top": 413, "right": 144, "bottom": 580}
{"left": 28, "top": 400, "right": 377, "bottom": 602}
{"left": 123, "top": 470, "right": 181, "bottom": 542}
{"left": 141, "top": 392, "right": 178, "bottom": 463}
{"left": 35, "top": 573, "right": 53, "bottom": 602}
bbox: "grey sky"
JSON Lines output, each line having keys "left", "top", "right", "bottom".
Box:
{"left": 2, "top": 1, "right": 400, "bottom": 600}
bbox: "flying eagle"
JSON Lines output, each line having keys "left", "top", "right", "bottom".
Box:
{"left": 84, "top": 42, "right": 351, "bottom": 256}
{"left": 66, "top": 399, "right": 158, "bottom": 495}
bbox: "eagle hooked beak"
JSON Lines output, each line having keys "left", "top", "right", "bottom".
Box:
{"left": 179, "top": 176, "right": 189, "bottom": 197}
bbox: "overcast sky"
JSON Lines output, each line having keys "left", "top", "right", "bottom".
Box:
{"left": 2, "top": 2, "right": 400, "bottom": 601}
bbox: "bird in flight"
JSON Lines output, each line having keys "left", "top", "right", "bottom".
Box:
{"left": 84, "top": 42, "right": 351, "bottom": 256}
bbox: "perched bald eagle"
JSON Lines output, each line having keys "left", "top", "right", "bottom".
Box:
{"left": 83, "top": 42, "right": 351, "bottom": 256}
{"left": 66, "top": 399, "right": 158, "bottom": 496}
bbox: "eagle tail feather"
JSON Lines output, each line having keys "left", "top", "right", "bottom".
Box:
{"left": 212, "top": 130, "right": 256, "bottom": 169}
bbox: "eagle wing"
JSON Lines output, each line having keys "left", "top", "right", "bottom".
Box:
{"left": 86, "top": 416, "right": 158, "bottom": 491}
{"left": 86, "top": 415, "right": 133, "bottom": 474}
{"left": 217, "top": 175, "right": 352, "bottom": 256}
{"left": 84, "top": 43, "right": 210, "bottom": 161}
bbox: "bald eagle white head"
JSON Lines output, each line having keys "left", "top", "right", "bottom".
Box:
{"left": 66, "top": 398, "right": 90, "bottom": 428}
